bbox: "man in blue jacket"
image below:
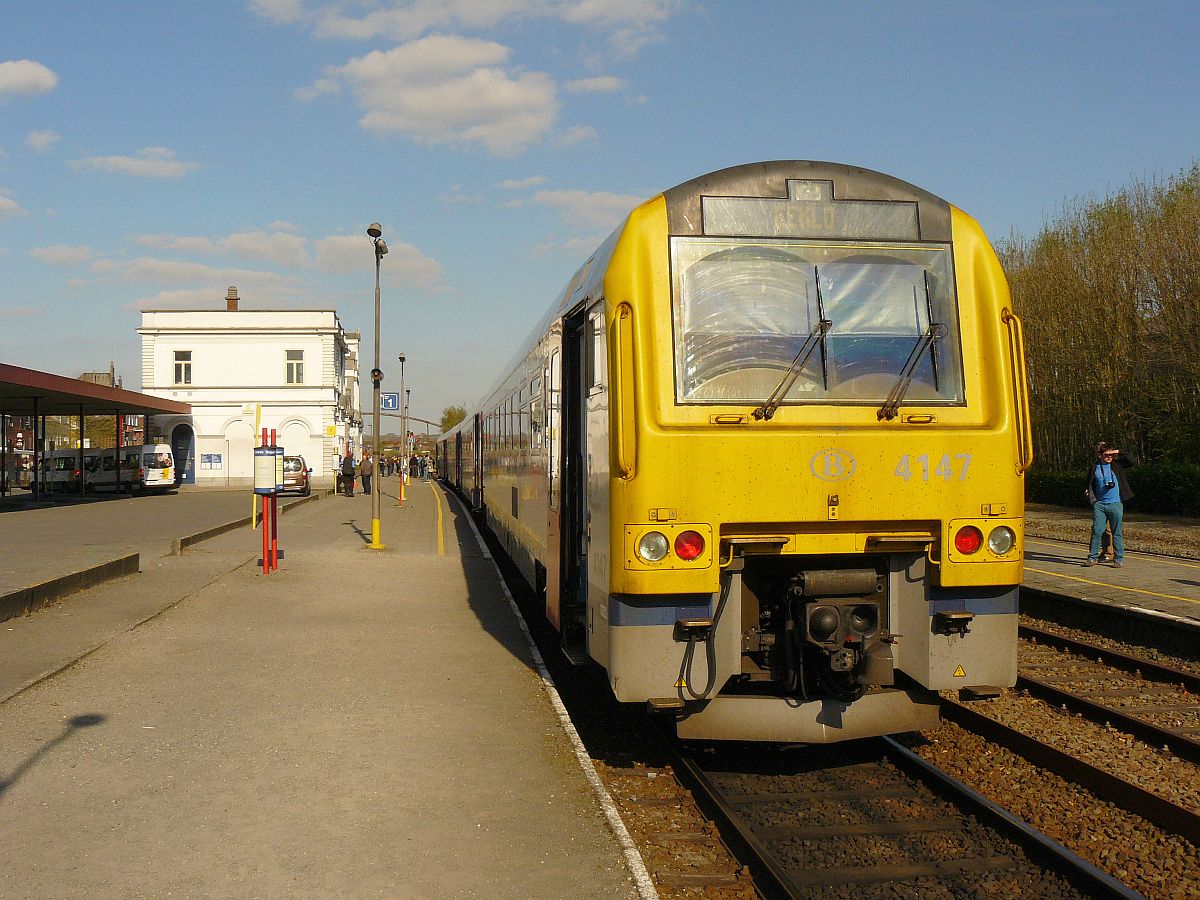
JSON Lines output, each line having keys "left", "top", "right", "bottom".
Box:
{"left": 1084, "top": 442, "right": 1135, "bottom": 567}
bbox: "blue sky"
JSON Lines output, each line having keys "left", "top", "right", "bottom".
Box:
{"left": 2, "top": 1, "right": 1198, "bottom": 426}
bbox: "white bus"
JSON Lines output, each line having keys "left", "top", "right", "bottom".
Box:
{"left": 85, "top": 444, "right": 175, "bottom": 493}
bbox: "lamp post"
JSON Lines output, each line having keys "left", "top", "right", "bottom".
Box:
{"left": 405, "top": 389, "right": 411, "bottom": 454}
{"left": 397, "top": 354, "right": 406, "bottom": 505}
{"left": 367, "top": 222, "right": 388, "bottom": 550}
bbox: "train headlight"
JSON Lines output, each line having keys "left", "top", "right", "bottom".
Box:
{"left": 637, "top": 531, "right": 670, "bottom": 562}
{"left": 987, "top": 526, "right": 1016, "bottom": 555}
{"left": 808, "top": 606, "right": 840, "bottom": 642}
{"left": 674, "top": 530, "right": 705, "bottom": 561}
{"left": 849, "top": 604, "right": 877, "bottom": 634}
{"left": 953, "top": 525, "right": 983, "bottom": 555}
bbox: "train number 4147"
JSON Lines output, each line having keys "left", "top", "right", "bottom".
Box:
{"left": 894, "top": 453, "right": 972, "bottom": 482}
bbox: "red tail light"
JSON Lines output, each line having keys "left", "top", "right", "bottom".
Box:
{"left": 954, "top": 525, "right": 983, "bottom": 554}
{"left": 674, "top": 530, "right": 705, "bottom": 561}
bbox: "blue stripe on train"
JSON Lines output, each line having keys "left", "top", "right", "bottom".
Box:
{"left": 609, "top": 595, "right": 713, "bottom": 627}
{"left": 928, "top": 585, "right": 1018, "bottom": 616}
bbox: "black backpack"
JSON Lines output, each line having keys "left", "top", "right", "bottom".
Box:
{"left": 341, "top": 457, "right": 354, "bottom": 476}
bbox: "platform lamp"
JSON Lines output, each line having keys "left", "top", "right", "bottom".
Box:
{"left": 397, "top": 353, "right": 406, "bottom": 505}
{"left": 367, "top": 222, "right": 388, "bottom": 550}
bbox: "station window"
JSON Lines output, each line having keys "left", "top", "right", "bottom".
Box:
{"left": 286, "top": 350, "right": 304, "bottom": 385}
{"left": 173, "top": 350, "right": 192, "bottom": 385}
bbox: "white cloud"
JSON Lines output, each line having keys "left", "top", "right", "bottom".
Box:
{"left": 253, "top": 1, "right": 681, "bottom": 55}
{"left": 224, "top": 231, "right": 309, "bottom": 267}
{"left": 303, "top": 36, "right": 557, "bottom": 156}
{"left": 26, "top": 130, "right": 60, "bottom": 152}
{"left": 0, "top": 193, "right": 29, "bottom": 220}
{"left": 134, "top": 228, "right": 309, "bottom": 266}
{"left": 0, "top": 60, "right": 58, "bottom": 100}
{"left": 554, "top": 125, "right": 596, "bottom": 148}
{"left": 496, "top": 176, "right": 546, "bottom": 190}
{"left": 30, "top": 244, "right": 93, "bottom": 265}
{"left": 0, "top": 305, "right": 42, "bottom": 318}
{"left": 438, "top": 185, "right": 485, "bottom": 205}
{"left": 530, "top": 188, "right": 644, "bottom": 231}
{"left": 135, "top": 234, "right": 221, "bottom": 254}
{"left": 111, "top": 257, "right": 305, "bottom": 311}
{"left": 314, "top": 234, "right": 443, "bottom": 289}
{"left": 565, "top": 76, "right": 626, "bottom": 94}
{"left": 248, "top": 0, "right": 307, "bottom": 24}
{"left": 67, "top": 147, "right": 202, "bottom": 179}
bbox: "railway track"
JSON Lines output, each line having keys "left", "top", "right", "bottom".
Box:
{"left": 668, "top": 735, "right": 1134, "bottom": 898}
{"left": 922, "top": 623, "right": 1200, "bottom": 849}
{"left": 1018, "top": 624, "right": 1200, "bottom": 762}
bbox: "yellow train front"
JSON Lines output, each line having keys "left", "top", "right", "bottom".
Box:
{"left": 450, "top": 160, "right": 1033, "bottom": 743}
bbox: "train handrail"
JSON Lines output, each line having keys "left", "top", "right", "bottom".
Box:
{"left": 614, "top": 302, "right": 637, "bottom": 479}
{"left": 1002, "top": 308, "right": 1035, "bottom": 473}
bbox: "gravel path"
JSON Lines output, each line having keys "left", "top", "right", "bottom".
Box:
{"left": 1025, "top": 503, "right": 1200, "bottom": 559}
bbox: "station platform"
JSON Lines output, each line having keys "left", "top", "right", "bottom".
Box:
{"left": 0, "top": 478, "right": 641, "bottom": 898}
{"left": 1022, "top": 506, "right": 1200, "bottom": 630}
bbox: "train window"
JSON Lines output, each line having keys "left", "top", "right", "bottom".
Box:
{"left": 671, "top": 237, "right": 964, "bottom": 406}
{"left": 531, "top": 393, "right": 544, "bottom": 449}
{"left": 588, "top": 310, "right": 606, "bottom": 392}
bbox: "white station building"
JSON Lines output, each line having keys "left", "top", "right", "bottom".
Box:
{"left": 138, "top": 288, "right": 363, "bottom": 488}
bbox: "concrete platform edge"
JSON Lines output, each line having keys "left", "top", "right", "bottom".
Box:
{"left": 448, "top": 489, "right": 659, "bottom": 900}
{"left": 171, "top": 489, "right": 328, "bottom": 554}
{"left": 0, "top": 553, "right": 140, "bottom": 624}
{"left": 1021, "top": 585, "right": 1200, "bottom": 634}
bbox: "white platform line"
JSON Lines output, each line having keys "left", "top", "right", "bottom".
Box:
{"left": 445, "top": 488, "right": 659, "bottom": 900}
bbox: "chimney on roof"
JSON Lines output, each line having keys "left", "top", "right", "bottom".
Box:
{"left": 226, "top": 286, "right": 239, "bottom": 311}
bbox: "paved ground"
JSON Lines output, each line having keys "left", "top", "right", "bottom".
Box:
{"left": 1022, "top": 503, "right": 1200, "bottom": 626}
{"left": 0, "top": 489, "right": 263, "bottom": 597}
{"left": 0, "top": 480, "right": 637, "bottom": 898}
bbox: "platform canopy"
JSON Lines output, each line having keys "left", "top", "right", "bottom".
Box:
{"left": 0, "top": 363, "right": 191, "bottom": 418}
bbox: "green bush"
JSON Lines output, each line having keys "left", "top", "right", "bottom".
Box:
{"left": 1028, "top": 462, "right": 1200, "bottom": 516}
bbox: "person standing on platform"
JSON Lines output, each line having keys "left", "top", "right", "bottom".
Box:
{"left": 341, "top": 454, "right": 356, "bottom": 497}
{"left": 1084, "top": 442, "right": 1135, "bottom": 567}
{"left": 360, "top": 453, "right": 374, "bottom": 496}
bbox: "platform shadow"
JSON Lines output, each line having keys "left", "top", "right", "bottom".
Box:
{"left": 342, "top": 519, "right": 371, "bottom": 544}
{"left": 0, "top": 713, "right": 107, "bottom": 800}
{"left": 1025, "top": 549, "right": 1084, "bottom": 564}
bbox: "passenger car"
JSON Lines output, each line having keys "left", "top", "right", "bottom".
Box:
{"left": 282, "top": 455, "right": 311, "bottom": 496}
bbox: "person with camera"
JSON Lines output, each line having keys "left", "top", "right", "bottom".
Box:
{"left": 1084, "top": 442, "right": 1135, "bottom": 567}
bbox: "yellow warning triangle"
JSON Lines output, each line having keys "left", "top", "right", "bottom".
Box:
{"left": 675, "top": 677, "right": 687, "bottom": 689}
{"left": 953, "top": 665, "right": 966, "bottom": 677}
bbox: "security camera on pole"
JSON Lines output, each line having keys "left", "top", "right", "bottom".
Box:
{"left": 367, "top": 222, "right": 388, "bottom": 550}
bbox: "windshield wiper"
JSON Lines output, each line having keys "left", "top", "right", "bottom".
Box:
{"left": 877, "top": 272, "right": 946, "bottom": 421}
{"left": 753, "top": 266, "right": 831, "bottom": 421}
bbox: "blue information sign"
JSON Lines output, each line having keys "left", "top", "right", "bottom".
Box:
{"left": 381, "top": 392, "right": 400, "bottom": 411}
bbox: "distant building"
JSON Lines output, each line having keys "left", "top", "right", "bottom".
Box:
{"left": 138, "top": 287, "right": 362, "bottom": 487}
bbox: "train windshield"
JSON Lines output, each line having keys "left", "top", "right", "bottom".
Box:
{"left": 671, "top": 237, "right": 964, "bottom": 406}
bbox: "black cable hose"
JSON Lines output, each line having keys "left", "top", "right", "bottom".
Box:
{"left": 677, "top": 572, "right": 733, "bottom": 701}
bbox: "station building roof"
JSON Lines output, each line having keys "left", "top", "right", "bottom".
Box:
{"left": 0, "top": 363, "right": 191, "bottom": 418}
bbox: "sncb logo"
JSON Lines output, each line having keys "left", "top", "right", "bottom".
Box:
{"left": 809, "top": 449, "right": 856, "bottom": 482}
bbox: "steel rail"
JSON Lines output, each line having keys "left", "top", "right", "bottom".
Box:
{"left": 1017, "top": 672, "right": 1200, "bottom": 764}
{"left": 667, "top": 748, "right": 804, "bottom": 900}
{"left": 942, "top": 698, "right": 1200, "bottom": 846}
{"left": 1019, "top": 625, "right": 1200, "bottom": 762}
{"left": 881, "top": 736, "right": 1138, "bottom": 899}
{"left": 1019, "top": 624, "right": 1200, "bottom": 692}
{"left": 668, "top": 728, "right": 1137, "bottom": 899}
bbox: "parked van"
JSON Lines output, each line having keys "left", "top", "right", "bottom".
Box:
{"left": 86, "top": 444, "right": 175, "bottom": 493}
